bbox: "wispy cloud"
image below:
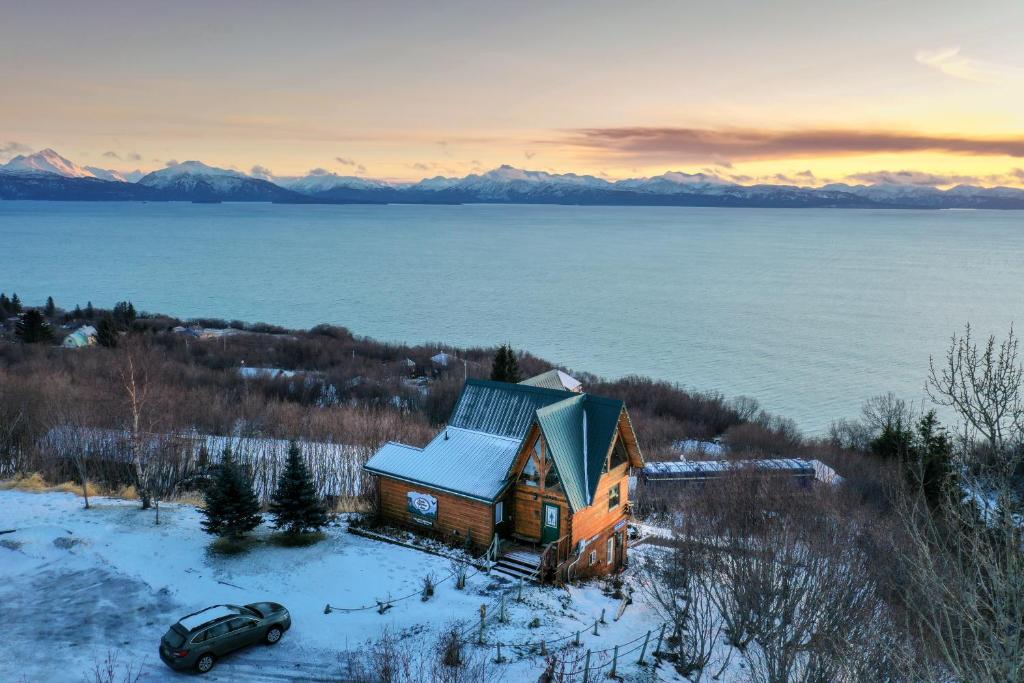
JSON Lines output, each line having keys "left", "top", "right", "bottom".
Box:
{"left": 0, "top": 141, "right": 31, "bottom": 161}
{"left": 102, "top": 150, "right": 120, "bottom": 159}
{"left": 335, "top": 157, "right": 356, "bottom": 166}
{"left": 250, "top": 164, "right": 274, "bottom": 179}
{"left": 559, "top": 127, "right": 1024, "bottom": 163}
{"left": 915, "top": 46, "right": 1024, "bottom": 85}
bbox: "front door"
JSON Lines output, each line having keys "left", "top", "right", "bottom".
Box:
{"left": 541, "top": 502, "right": 560, "bottom": 544}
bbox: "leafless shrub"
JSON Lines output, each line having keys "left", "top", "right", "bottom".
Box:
{"left": 82, "top": 650, "right": 143, "bottom": 683}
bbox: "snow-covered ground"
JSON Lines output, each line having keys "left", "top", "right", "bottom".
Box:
{"left": 0, "top": 490, "right": 671, "bottom": 682}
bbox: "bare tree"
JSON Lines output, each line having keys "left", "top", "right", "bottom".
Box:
{"left": 927, "top": 324, "right": 1024, "bottom": 477}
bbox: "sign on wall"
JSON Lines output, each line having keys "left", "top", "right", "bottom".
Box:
{"left": 407, "top": 491, "right": 438, "bottom": 525}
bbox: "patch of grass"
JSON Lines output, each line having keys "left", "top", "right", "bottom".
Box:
{"left": 0, "top": 539, "right": 24, "bottom": 551}
{"left": 173, "top": 491, "right": 206, "bottom": 507}
{"left": 53, "top": 480, "right": 101, "bottom": 497}
{"left": 209, "top": 535, "right": 259, "bottom": 555}
{"left": 269, "top": 531, "right": 327, "bottom": 547}
{"left": 332, "top": 496, "right": 373, "bottom": 514}
{"left": 0, "top": 473, "right": 49, "bottom": 491}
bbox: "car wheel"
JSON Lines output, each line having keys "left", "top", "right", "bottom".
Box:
{"left": 195, "top": 653, "right": 216, "bottom": 674}
{"left": 266, "top": 625, "right": 283, "bottom": 644}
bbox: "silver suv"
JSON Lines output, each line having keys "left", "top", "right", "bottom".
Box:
{"left": 159, "top": 602, "right": 291, "bottom": 674}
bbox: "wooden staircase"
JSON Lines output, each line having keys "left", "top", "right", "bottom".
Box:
{"left": 491, "top": 548, "right": 543, "bottom": 582}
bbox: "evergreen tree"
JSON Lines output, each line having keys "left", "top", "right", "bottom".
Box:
{"left": 906, "top": 411, "right": 955, "bottom": 509}
{"left": 0, "top": 293, "right": 9, "bottom": 316}
{"left": 15, "top": 309, "right": 53, "bottom": 344}
{"left": 113, "top": 300, "right": 137, "bottom": 329}
{"left": 85, "top": 301, "right": 95, "bottom": 318}
{"left": 869, "top": 417, "right": 914, "bottom": 460}
{"left": 10, "top": 292, "right": 22, "bottom": 313}
{"left": 269, "top": 442, "right": 329, "bottom": 536}
{"left": 96, "top": 316, "right": 118, "bottom": 348}
{"left": 490, "top": 344, "right": 522, "bottom": 383}
{"left": 44, "top": 296, "right": 56, "bottom": 317}
{"left": 72, "top": 304, "right": 83, "bottom": 319}
{"left": 200, "top": 448, "right": 263, "bottom": 538}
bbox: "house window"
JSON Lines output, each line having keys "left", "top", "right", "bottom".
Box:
{"left": 608, "top": 482, "right": 621, "bottom": 510}
{"left": 494, "top": 501, "right": 504, "bottom": 524}
{"left": 589, "top": 550, "right": 598, "bottom": 566}
{"left": 610, "top": 439, "right": 629, "bottom": 470}
{"left": 522, "top": 456, "right": 540, "bottom": 487}
{"left": 544, "top": 465, "right": 561, "bottom": 490}
{"left": 607, "top": 536, "right": 615, "bottom": 564}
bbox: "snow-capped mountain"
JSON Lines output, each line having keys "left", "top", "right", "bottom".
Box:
{"left": 614, "top": 171, "right": 736, "bottom": 194}
{"left": 0, "top": 148, "right": 99, "bottom": 178}
{"left": 137, "top": 161, "right": 301, "bottom": 201}
{"left": 3, "top": 150, "right": 1024, "bottom": 208}
{"left": 83, "top": 166, "right": 129, "bottom": 183}
{"left": 273, "top": 170, "right": 391, "bottom": 194}
{"left": 412, "top": 165, "right": 612, "bottom": 199}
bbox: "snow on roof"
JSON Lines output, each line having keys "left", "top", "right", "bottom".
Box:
{"left": 520, "top": 369, "right": 583, "bottom": 393}
{"left": 178, "top": 605, "right": 239, "bottom": 631}
{"left": 364, "top": 427, "right": 521, "bottom": 502}
{"left": 431, "top": 352, "right": 452, "bottom": 366}
{"left": 642, "top": 458, "right": 816, "bottom": 480}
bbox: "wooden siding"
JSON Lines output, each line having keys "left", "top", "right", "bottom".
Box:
{"left": 571, "top": 459, "right": 630, "bottom": 545}
{"left": 510, "top": 428, "right": 571, "bottom": 542}
{"left": 377, "top": 475, "right": 494, "bottom": 550}
{"left": 512, "top": 485, "right": 569, "bottom": 541}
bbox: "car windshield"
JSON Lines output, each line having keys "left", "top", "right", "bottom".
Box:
{"left": 163, "top": 627, "right": 186, "bottom": 649}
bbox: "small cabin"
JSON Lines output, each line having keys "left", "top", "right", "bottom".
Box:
{"left": 363, "top": 377, "right": 644, "bottom": 582}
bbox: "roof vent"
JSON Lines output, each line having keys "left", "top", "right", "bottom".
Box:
{"left": 444, "top": 430, "right": 449, "bottom": 441}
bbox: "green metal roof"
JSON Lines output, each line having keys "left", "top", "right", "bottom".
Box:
{"left": 448, "top": 378, "right": 574, "bottom": 440}
{"left": 535, "top": 394, "right": 624, "bottom": 511}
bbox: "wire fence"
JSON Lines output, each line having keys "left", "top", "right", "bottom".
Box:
{"left": 321, "top": 540, "right": 672, "bottom": 680}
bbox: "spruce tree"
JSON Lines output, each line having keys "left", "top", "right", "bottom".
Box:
{"left": 200, "top": 448, "right": 263, "bottom": 538}
{"left": 85, "top": 301, "right": 95, "bottom": 318}
{"left": 10, "top": 293, "right": 22, "bottom": 313}
{"left": 490, "top": 344, "right": 521, "bottom": 383}
{"left": 0, "top": 293, "right": 9, "bottom": 316}
{"left": 45, "top": 296, "right": 56, "bottom": 317}
{"left": 269, "top": 442, "right": 329, "bottom": 536}
{"left": 906, "top": 411, "right": 955, "bottom": 509}
{"left": 96, "top": 316, "right": 118, "bottom": 348}
{"left": 72, "top": 304, "right": 83, "bottom": 319}
{"left": 15, "top": 310, "right": 53, "bottom": 344}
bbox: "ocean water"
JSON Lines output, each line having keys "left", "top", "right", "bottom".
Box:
{"left": 2, "top": 201, "right": 1021, "bottom": 433}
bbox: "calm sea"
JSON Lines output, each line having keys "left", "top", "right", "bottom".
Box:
{"left": 2, "top": 201, "right": 1021, "bottom": 433}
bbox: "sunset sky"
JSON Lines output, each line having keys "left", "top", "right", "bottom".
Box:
{"left": 2, "top": 0, "right": 1023, "bottom": 185}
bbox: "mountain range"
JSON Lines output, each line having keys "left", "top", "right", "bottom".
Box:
{"left": 3, "top": 149, "right": 1024, "bottom": 209}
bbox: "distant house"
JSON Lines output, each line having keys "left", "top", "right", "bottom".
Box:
{"left": 62, "top": 325, "right": 97, "bottom": 348}
{"left": 520, "top": 369, "right": 583, "bottom": 393}
{"left": 363, "top": 379, "right": 644, "bottom": 582}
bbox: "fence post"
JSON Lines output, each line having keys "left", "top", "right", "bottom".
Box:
{"left": 499, "top": 594, "right": 508, "bottom": 623}
{"left": 610, "top": 645, "right": 618, "bottom": 678}
{"left": 540, "top": 639, "right": 547, "bottom": 656}
{"left": 582, "top": 649, "right": 591, "bottom": 683}
{"left": 478, "top": 605, "right": 487, "bottom": 645}
{"left": 575, "top": 630, "right": 581, "bottom": 646}
{"left": 495, "top": 641, "right": 506, "bottom": 664}
{"left": 517, "top": 577, "right": 523, "bottom": 602}
{"left": 654, "top": 624, "right": 666, "bottom": 659}
{"left": 638, "top": 630, "right": 650, "bottom": 665}
{"left": 592, "top": 619, "right": 599, "bottom": 636}
{"left": 600, "top": 608, "right": 606, "bottom": 624}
